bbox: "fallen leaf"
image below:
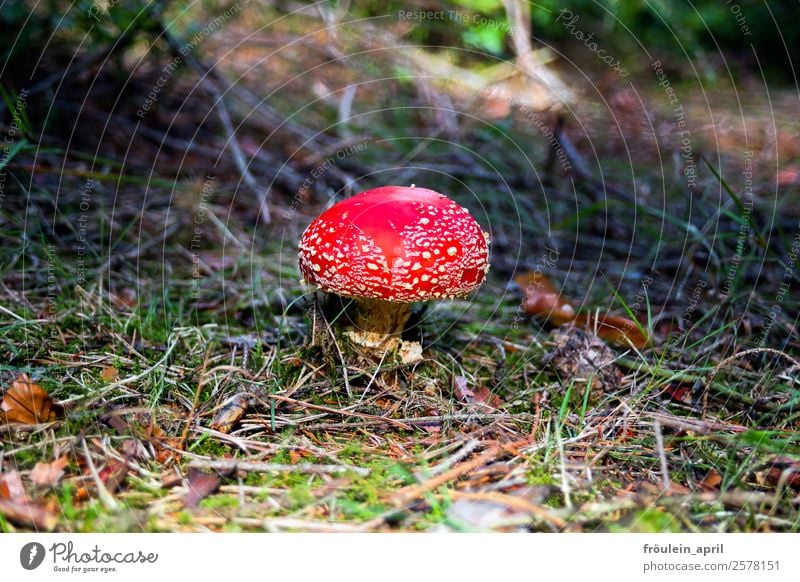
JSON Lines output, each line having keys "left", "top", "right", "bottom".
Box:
{"left": 453, "top": 376, "right": 473, "bottom": 402}
{"left": 99, "top": 366, "right": 119, "bottom": 382}
{"left": 209, "top": 393, "right": 251, "bottom": 434}
{"left": 161, "top": 474, "right": 184, "bottom": 489}
{"left": 98, "top": 459, "right": 129, "bottom": 493}
{"left": 30, "top": 457, "right": 69, "bottom": 488}
{"left": 473, "top": 386, "right": 503, "bottom": 409}
{"left": 122, "top": 439, "right": 149, "bottom": 460}
{"left": 109, "top": 288, "right": 137, "bottom": 309}
{"left": 0, "top": 471, "right": 58, "bottom": 530}
{"left": 699, "top": 469, "right": 722, "bottom": 491}
{"left": 764, "top": 457, "right": 800, "bottom": 490}
{"left": 0, "top": 499, "right": 58, "bottom": 531}
{"left": 664, "top": 383, "right": 693, "bottom": 405}
{"left": 184, "top": 467, "right": 222, "bottom": 508}
{"left": 0, "top": 471, "right": 27, "bottom": 501}
{"left": 0, "top": 374, "right": 61, "bottom": 425}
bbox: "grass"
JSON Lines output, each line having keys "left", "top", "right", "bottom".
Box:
{"left": 1, "top": 4, "right": 799, "bottom": 532}
{"left": 0, "top": 167, "right": 797, "bottom": 532}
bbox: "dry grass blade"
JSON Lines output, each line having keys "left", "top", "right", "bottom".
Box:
{"left": 189, "top": 459, "right": 369, "bottom": 477}
{"left": 389, "top": 440, "right": 534, "bottom": 508}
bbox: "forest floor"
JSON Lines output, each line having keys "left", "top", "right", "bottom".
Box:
{"left": 0, "top": 5, "right": 799, "bottom": 532}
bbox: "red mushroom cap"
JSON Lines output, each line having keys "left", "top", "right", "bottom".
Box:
{"left": 298, "top": 186, "right": 490, "bottom": 302}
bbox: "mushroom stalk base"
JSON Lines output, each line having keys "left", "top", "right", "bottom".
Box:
{"left": 346, "top": 298, "right": 411, "bottom": 348}
{"left": 344, "top": 299, "right": 422, "bottom": 363}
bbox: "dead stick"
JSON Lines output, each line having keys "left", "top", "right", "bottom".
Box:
{"left": 188, "top": 459, "right": 369, "bottom": 477}
{"left": 259, "top": 393, "right": 413, "bottom": 430}
{"left": 390, "top": 438, "right": 534, "bottom": 507}
{"left": 449, "top": 491, "right": 567, "bottom": 529}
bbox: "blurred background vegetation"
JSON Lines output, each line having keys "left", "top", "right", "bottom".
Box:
{"left": 3, "top": 0, "right": 797, "bottom": 86}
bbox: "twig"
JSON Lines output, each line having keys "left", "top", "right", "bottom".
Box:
{"left": 179, "top": 345, "right": 213, "bottom": 449}
{"left": 449, "top": 491, "right": 567, "bottom": 530}
{"left": 188, "top": 458, "right": 369, "bottom": 477}
{"left": 337, "top": 85, "right": 357, "bottom": 139}
{"left": 80, "top": 438, "right": 119, "bottom": 511}
{"left": 389, "top": 437, "right": 537, "bottom": 507}
{"left": 261, "top": 393, "right": 411, "bottom": 429}
{"left": 62, "top": 335, "right": 180, "bottom": 404}
{"left": 647, "top": 411, "right": 746, "bottom": 435}
{"left": 703, "top": 347, "right": 800, "bottom": 416}
{"left": 653, "top": 421, "right": 671, "bottom": 492}
{"left": 427, "top": 439, "right": 481, "bottom": 476}
{"left": 295, "top": 413, "right": 534, "bottom": 432}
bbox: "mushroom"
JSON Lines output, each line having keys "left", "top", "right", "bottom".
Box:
{"left": 298, "top": 185, "right": 490, "bottom": 361}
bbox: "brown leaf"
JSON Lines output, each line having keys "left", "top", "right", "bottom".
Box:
{"left": 664, "top": 383, "right": 694, "bottom": 405}
{"left": 473, "top": 386, "right": 503, "bottom": 409}
{"left": 74, "top": 458, "right": 128, "bottom": 503}
{"left": 453, "top": 376, "right": 474, "bottom": 402}
{"left": 0, "top": 471, "right": 27, "bottom": 501}
{"left": 0, "top": 499, "right": 58, "bottom": 531}
{"left": 699, "top": 469, "right": 722, "bottom": 491}
{"left": 98, "top": 459, "right": 129, "bottom": 492}
{"left": 764, "top": 457, "right": 800, "bottom": 490}
{"left": 184, "top": 467, "right": 222, "bottom": 508}
{"left": 209, "top": 393, "right": 251, "bottom": 434}
{"left": 30, "top": 456, "right": 69, "bottom": 488}
{"left": 109, "top": 288, "right": 137, "bottom": 309}
{"left": 122, "top": 439, "right": 149, "bottom": 460}
{"left": 0, "top": 374, "right": 60, "bottom": 425}
{"left": 99, "top": 366, "right": 119, "bottom": 382}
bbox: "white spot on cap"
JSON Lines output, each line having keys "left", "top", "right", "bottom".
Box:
{"left": 447, "top": 246, "right": 457, "bottom": 256}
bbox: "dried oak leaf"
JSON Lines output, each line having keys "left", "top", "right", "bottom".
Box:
{"left": 0, "top": 374, "right": 61, "bottom": 425}
{"left": 30, "top": 456, "right": 69, "bottom": 488}
{"left": 544, "top": 326, "right": 623, "bottom": 403}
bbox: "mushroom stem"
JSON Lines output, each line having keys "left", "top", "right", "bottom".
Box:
{"left": 345, "top": 298, "right": 412, "bottom": 349}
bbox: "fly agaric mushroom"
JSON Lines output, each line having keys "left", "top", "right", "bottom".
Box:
{"left": 298, "top": 186, "right": 490, "bottom": 361}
